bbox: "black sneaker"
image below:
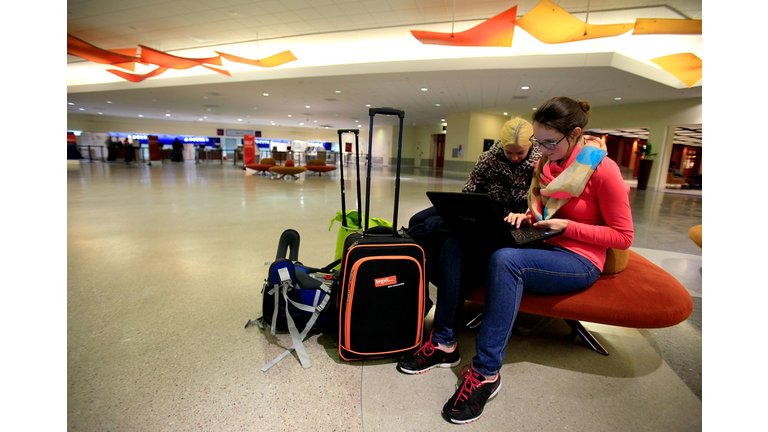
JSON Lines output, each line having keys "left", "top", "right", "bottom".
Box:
{"left": 396, "top": 333, "right": 460, "bottom": 375}
{"left": 442, "top": 365, "right": 502, "bottom": 424}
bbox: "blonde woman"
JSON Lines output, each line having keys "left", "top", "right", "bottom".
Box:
{"left": 463, "top": 117, "right": 541, "bottom": 215}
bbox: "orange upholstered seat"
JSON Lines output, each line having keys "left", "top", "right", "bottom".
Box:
{"left": 467, "top": 250, "right": 693, "bottom": 354}
{"left": 269, "top": 159, "right": 307, "bottom": 179}
{"left": 305, "top": 158, "right": 337, "bottom": 175}
{"left": 245, "top": 157, "right": 277, "bottom": 173}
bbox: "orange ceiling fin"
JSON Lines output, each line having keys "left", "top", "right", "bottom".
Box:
{"left": 67, "top": 34, "right": 139, "bottom": 65}
{"left": 215, "top": 50, "right": 298, "bottom": 67}
{"left": 410, "top": 6, "right": 518, "bottom": 47}
{"left": 650, "top": 53, "right": 702, "bottom": 87}
{"left": 632, "top": 19, "right": 702, "bottom": 35}
{"left": 106, "top": 67, "right": 169, "bottom": 83}
{"left": 516, "top": 0, "right": 634, "bottom": 44}
{"left": 139, "top": 45, "right": 223, "bottom": 69}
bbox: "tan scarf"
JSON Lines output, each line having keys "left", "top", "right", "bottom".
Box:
{"left": 528, "top": 136, "right": 607, "bottom": 221}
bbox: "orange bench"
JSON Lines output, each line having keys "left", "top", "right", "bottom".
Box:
{"left": 305, "top": 158, "right": 337, "bottom": 175}
{"left": 269, "top": 160, "right": 307, "bottom": 180}
{"left": 245, "top": 157, "right": 277, "bottom": 175}
{"left": 467, "top": 249, "right": 694, "bottom": 355}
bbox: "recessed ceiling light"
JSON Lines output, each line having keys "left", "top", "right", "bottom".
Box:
{"left": 138, "top": 114, "right": 143, "bottom": 117}
{"left": 78, "top": 108, "right": 84, "bottom": 110}
{"left": 107, "top": 101, "right": 112, "bottom": 104}
{"left": 263, "top": 93, "right": 269, "bottom": 96}
{"left": 166, "top": 113, "right": 171, "bottom": 116}
{"left": 421, "top": 88, "right": 428, "bottom": 91}
{"left": 238, "top": 118, "right": 242, "bottom": 121}
{"left": 435, "top": 104, "right": 440, "bottom": 106}
{"left": 300, "top": 123, "right": 304, "bottom": 126}
{"left": 335, "top": 90, "right": 341, "bottom": 93}
{"left": 366, "top": 104, "right": 371, "bottom": 107}
{"left": 615, "top": 97, "right": 622, "bottom": 100}
{"left": 521, "top": 86, "right": 529, "bottom": 90}
{"left": 305, "top": 105, "right": 310, "bottom": 108}
{"left": 503, "top": 112, "right": 508, "bottom": 115}
{"left": 288, "top": 115, "right": 292, "bottom": 117}
{"left": 68, "top": 102, "right": 74, "bottom": 105}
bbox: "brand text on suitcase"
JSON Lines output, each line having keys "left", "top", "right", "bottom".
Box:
{"left": 375, "top": 275, "right": 399, "bottom": 287}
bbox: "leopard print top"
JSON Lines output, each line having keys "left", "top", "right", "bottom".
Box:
{"left": 462, "top": 140, "right": 542, "bottom": 215}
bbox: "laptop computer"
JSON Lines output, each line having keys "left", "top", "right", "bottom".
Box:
{"left": 425, "top": 191, "right": 563, "bottom": 246}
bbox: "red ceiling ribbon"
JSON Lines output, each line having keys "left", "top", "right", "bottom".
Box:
{"left": 67, "top": 34, "right": 140, "bottom": 71}
{"left": 410, "top": 6, "right": 517, "bottom": 47}
{"left": 138, "top": 45, "right": 223, "bottom": 69}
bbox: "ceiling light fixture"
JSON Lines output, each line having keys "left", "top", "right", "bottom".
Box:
{"left": 421, "top": 88, "right": 428, "bottom": 91}
{"left": 521, "top": 86, "right": 529, "bottom": 90}
{"left": 263, "top": 93, "right": 269, "bottom": 96}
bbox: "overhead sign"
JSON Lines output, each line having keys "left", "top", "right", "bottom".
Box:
{"left": 225, "top": 129, "right": 254, "bottom": 138}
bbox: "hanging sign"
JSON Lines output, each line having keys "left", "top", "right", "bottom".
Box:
{"left": 243, "top": 135, "right": 256, "bottom": 164}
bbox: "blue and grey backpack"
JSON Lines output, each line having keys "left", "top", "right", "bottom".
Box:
{"left": 245, "top": 229, "right": 338, "bottom": 371}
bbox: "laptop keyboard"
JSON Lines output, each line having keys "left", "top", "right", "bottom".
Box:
{"left": 510, "top": 228, "right": 554, "bottom": 243}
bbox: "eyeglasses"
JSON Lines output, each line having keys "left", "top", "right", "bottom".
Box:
{"left": 530, "top": 135, "right": 566, "bottom": 150}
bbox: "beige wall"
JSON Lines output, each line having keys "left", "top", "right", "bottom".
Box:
{"left": 441, "top": 111, "right": 507, "bottom": 172}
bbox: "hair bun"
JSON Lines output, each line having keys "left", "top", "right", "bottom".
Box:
{"left": 577, "top": 100, "right": 592, "bottom": 117}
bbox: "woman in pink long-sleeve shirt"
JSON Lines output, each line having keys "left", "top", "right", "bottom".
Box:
{"left": 397, "top": 96, "right": 634, "bottom": 425}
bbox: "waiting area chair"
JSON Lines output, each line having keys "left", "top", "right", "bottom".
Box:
{"left": 305, "top": 158, "right": 337, "bottom": 175}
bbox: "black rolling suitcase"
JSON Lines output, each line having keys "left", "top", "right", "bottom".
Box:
{"left": 337, "top": 108, "right": 427, "bottom": 361}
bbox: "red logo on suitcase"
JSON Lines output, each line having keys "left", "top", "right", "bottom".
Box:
{"left": 374, "top": 276, "right": 397, "bottom": 287}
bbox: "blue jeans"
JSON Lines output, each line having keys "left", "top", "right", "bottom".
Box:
{"left": 431, "top": 237, "right": 600, "bottom": 378}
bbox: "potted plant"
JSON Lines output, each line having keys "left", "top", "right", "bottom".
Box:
{"left": 636, "top": 141, "right": 657, "bottom": 190}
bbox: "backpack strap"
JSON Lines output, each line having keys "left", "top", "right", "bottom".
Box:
{"left": 261, "top": 266, "right": 334, "bottom": 371}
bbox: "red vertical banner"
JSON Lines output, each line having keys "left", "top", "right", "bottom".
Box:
{"left": 148, "top": 135, "right": 161, "bottom": 161}
{"left": 243, "top": 135, "right": 256, "bottom": 164}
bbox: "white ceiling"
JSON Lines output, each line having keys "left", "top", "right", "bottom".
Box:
{"left": 67, "top": 1, "right": 703, "bottom": 143}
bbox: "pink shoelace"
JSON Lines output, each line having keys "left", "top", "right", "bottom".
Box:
{"left": 414, "top": 339, "right": 437, "bottom": 357}
{"left": 453, "top": 365, "right": 483, "bottom": 404}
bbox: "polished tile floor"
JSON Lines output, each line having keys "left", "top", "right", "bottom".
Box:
{"left": 67, "top": 160, "right": 702, "bottom": 431}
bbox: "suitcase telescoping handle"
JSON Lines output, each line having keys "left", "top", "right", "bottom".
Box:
{"left": 365, "top": 108, "right": 405, "bottom": 231}
{"left": 368, "top": 107, "right": 405, "bottom": 118}
{"left": 337, "top": 129, "right": 362, "bottom": 229}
